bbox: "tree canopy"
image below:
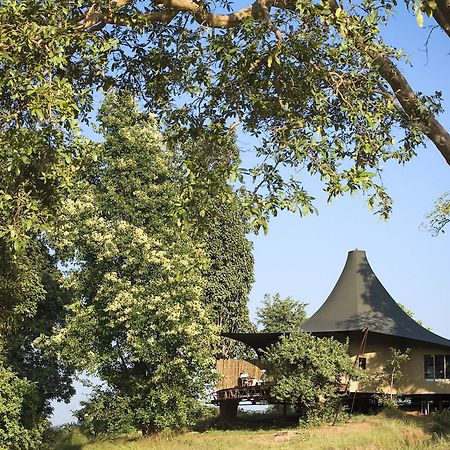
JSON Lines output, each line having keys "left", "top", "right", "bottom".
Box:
{"left": 256, "top": 293, "right": 308, "bottom": 332}
{"left": 48, "top": 94, "right": 217, "bottom": 434}
{"left": 2, "top": 0, "right": 450, "bottom": 248}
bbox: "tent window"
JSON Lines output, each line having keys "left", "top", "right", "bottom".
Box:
{"left": 424, "top": 355, "right": 450, "bottom": 380}
{"left": 358, "top": 357, "right": 367, "bottom": 370}
{"left": 435, "top": 355, "right": 445, "bottom": 379}
{"left": 424, "top": 355, "right": 434, "bottom": 380}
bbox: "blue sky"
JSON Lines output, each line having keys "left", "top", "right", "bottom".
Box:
{"left": 246, "top": 7, "right": 450, "bottom": 337}
{"left": 51, "top": 6, "right": 450, "bottom": 425}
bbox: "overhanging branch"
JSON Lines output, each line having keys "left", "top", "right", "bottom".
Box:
{"left": 77, "top": 0, "right": 450, "bottom": 166}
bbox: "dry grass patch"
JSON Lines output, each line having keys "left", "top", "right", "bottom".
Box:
{"left": 54, "top": 411, "right": 450, "bottom": 450}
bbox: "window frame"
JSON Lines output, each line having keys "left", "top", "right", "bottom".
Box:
{"left": 424, "top": 354, "right": 435, "bottom": 381}
{"left": 358, "top": 357, "right": 367, "bottom": 370}
{"left": 424, "top": 354, "right": 450, "bottom": 381}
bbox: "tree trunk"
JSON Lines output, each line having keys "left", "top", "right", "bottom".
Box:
{"left": 219, "top": 399, "right": 240, "bottom": 422}
{"left": 141, "top": 422, "right": 156, "bottom": 436}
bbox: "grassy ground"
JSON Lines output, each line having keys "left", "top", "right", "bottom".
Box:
{"left": 54, "top": 411, "right": 450, "bottom": 450}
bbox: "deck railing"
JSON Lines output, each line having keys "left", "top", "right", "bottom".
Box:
{"left": 211, "top": 385, "right": 270, "bottom": 404}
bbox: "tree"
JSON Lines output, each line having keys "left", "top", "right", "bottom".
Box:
{"left": 0, "top": 239, "right": 75, "bottom": 449}
{"left": 385, "top": 347, "right": 411, "bottom": 402}
{"left": 203, "top": 202, "right": 255, "bottom": 358}
{"left": 48, "top": 94, "right": 217, "bottom": 434}
{"left": 263, "top": 333, "right": 359, "bottom": 416}
{"left": 170, "top": 130, "right": 255, "bottom": 339}
{"left": 372, "top": 347, "right": 410, "bottom": 406}
{"left": 167, "top": 129, "right": 255, "bottom": 357}
{"left": 4, "top": 0, "right": 450, "bottom": 246}
{"left": 256, "top": 293, "right": 308, "bottom": 332}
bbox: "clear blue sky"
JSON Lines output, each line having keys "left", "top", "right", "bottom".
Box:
{"left": 51, "top": 6, "right": 450, "bottom": 425}
{"left": 247, "top": 7, "right": 450, "bottom": 337}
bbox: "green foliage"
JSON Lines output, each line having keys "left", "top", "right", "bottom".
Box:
{"left": 0, "top": 364, "right": 48, "bottom": 450}
{"left": 74, "top": 387, "right": 135, "bottom": 437}
{"left": 0, "top": 11, "right": 109, "bottom": 443}
{"left": 203, "top": 202, "right": 255, "bottom": 358}
{"left": 48, "top": 94, "right": 217, "bottom": 434}
{"left": 426, "top": 192, "right": 450, "bottom": 236}
{"left": 299, "top": 402, "right": 350, "bottom": 428}
{"left": 432, "top": 408, "right": 450, "bottom": 436}
{"left": 169, "top": 130, "right": 255, "bottom": 358}
{"left": 0, "top": 239, "right": 74, "bottom": 448}
{"left": 384, "top": 347, "right": 411, "bottom": 397}
{"left": 100, "top": 0, "right": 436, "bottom": 228}
{"left": 256, "top": 293, "right": 308, "bottom": 332}
{"left": 3, "top": 0, "right": 441, "bottom": 247}
{"left": 0, "top": 0, "right": 115, "bottom": 251}
{"left": 42, "top": 425, "right": 90, "bottom": 450}
{"left": 263, "top": 333, "right": 359, "bottom": 414}
{"left": 371, "top": 347, "right": 410, "bottom": 406}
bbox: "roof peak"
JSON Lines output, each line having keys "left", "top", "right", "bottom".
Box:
{"left": 301, "top": 250, "right": 450, "bottom": 347}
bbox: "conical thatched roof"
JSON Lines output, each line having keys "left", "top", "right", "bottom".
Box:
{"left": 222, "top": 250, "right": 450, "bottom": 351}
{"left": 301, "top": 250, "right": 450, "bottom": 347}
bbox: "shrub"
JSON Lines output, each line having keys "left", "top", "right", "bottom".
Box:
{"left": 263, "top": 333, "right": 361, "bottom": 423}
{"left": 0, "top": 364, "right": 48, "bottom": 450}
{"left": 432, "top": 408, "right": 450, "bottom": 436}
{"left": 74, "top": 387, "right": 135, "bottom": 437}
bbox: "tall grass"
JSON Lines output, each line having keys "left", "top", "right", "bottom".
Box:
{"left": 53, "top": 411, "right": 450, "bottom": 450}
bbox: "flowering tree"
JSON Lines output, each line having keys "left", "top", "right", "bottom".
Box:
{"left": 49, "top": 94, "right": 217, "bottom": 433}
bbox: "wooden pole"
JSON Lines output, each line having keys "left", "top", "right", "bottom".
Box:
{"left": 219, "top": 399, "right": 240, "bottom": 422}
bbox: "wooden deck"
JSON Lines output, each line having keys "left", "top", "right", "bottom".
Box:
{"left": 211, "top": 385, "right": 270, "bottom": 404}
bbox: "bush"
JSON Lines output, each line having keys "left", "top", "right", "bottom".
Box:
{"left": 372, "top": 393, "right": 399, "bottom": 410}
{"left": 263, "top": 332, "right": 361, "bottom": 422}
{"left": 432, "top": 408, "right": 450, "bottom": 436}
{"left": 41, "top": 424, "right": 89, "bottom": 450}
{"left": 0, "top": 364, "right": 49, "bottom": 450}
{"left": 74, "top": 387, "right": 135, "bottom": 437}
{"left": 298, "top": 401, "right": 350, "bottom": 428}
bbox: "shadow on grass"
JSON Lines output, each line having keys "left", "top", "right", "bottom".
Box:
{"left": 381, "top": 407, "right": 434, "bottom": 434}
{"left": 194, "top": 408, "right": 302, "bottom": 432}
{"left": 54, "top": 445, "right": 84, "bottom": 450}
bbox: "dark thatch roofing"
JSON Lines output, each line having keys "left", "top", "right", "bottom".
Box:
{"left": 222, "top": 250, "right": 450, "bottom": 351}
{"left": 301, "top": 250, "right": 450, "bottom": 347}
{"left": 221, "top": 332, "right": 283, "bottom": 351}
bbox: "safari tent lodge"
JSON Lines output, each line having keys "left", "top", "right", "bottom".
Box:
{"left": 214, "top": 250, "right": 450, "bottom": 416}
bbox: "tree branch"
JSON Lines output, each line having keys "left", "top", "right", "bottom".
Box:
{"left": 433, "top": 0, "right": 450, "bottom": 38}
{"left": 374, "top": 55, "right": 450, "bottom": 164}
{"left": 77, "top": 0, "right": 450, "bottom": 165}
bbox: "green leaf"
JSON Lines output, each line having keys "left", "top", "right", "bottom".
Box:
{"left": 416, "top": 9, "right": 424, "bottom": 27}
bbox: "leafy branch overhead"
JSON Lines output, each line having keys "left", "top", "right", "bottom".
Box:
{"left": 2, "top": 0, "right": 450, "bottom": 246}
{"left": 76, "top": 0, "right": 450, "bottom": 226}
{"left": 77, "top": 0, "right": 450, "bottom": 173}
